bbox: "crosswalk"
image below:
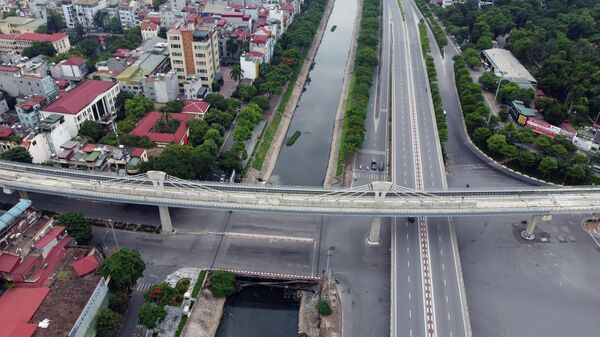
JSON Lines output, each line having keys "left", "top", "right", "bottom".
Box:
{"left": 135, "top": 282, "right": 152, "bottom": 294}
{"left": 131, "top": 324, "right": 146, "bottom": 337}
{"left": 447, "top": 163, "right": 490, "bottom": 173}
{"left": 354, "top": 171, "right": 385, "bottom": 180}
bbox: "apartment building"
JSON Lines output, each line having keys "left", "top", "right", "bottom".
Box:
{"left": 73, "top": 0, "right": 108, "bottom": 29}
{"left": 0, "top": 16, "right": 46, "bottom": 35}
{"left": 167, "top": 24, "right": 220, "bottom": 87}
{"left": 61, "top": 0, "right": 77, "bottom": 28}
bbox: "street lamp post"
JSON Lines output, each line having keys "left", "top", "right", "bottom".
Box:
{"left": 487, "top": 71, "right": 508, "bottom": 126}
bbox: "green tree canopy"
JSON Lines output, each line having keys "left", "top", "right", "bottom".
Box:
{"left": 209, "top": 271, "right": 235, "bottom": 297}
{"left": 78, "top": 120, "right": 105, "bottom": 142}
{"left": 96, "top": 308, "right": 122, "bottom": 337}
{"left": 1, "top": 147, "right": 32, "bottom": 163}
{"left": 125, "top": 96, "right": 154, "bottom": 120}
{"left": 22, "top": 42, "right": 56, "bottom": 58}
{"left": 56, "top": 212, "right": 92, "bottom": 244}
{"left": 486, "top": 133, "right": 507, "bottom": 154}
{"left": 138, "top": 303, "right": 166, "bottom": 330}
{"left": 538, "top": 156, "right": 558, "bottom": 176}
{"left": 163, "top": 100, "right": 184, "bottom": 113}
{"left": 99, "top": 248, "right": 146, "bottom": 291}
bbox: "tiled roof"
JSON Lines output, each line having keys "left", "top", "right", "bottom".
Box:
{"left": 251, "top": 34, "right": 269, "bottom": 44}
{"left": 0, "top": 34, "right": 18, "bottom": 40}
{"left": 0, "top": 253, "right": 20, "bottom": 273}
{"left": 63, "top": 56, "right": 86, "bottom": 66}
{"left": 130, "top": 111, "right": 195, "bottom": 144}
{"left": 141, "top": 21, "right": 158, "bottom": 30}
{"left": 16, "top": 32, "right": 68, "bottom": 43}
{"left": 0, "top": 65, "right": 19, "bottom": 72}
{"left": 0, "top": 125, "right": 13, "bottom": 138}
{"left": 71, "top": 255, "right": 99, "bottom": 277}
{"left": 183, "top": 100, "right": 210, "bottom": 114}
{"left": 33, "top": 226, "right": 65, "bottom": 249}
{"left": 43, "top": 80, "right": 115, "bottom": 115}
{"left": 131, "top": 147, "right": 145, "bottom": 157}
{"left": 0, "top": 287, "right": 50, "bottom": 337}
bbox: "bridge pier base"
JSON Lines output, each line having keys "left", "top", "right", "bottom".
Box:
{"left": 366, "top": 217, "right": 382, "bottom": 246}
{"left": 158, "top": 206, "right": 174, "bottom": 234}
{"left": 18, "top": 190, "right": 29, "bottom": 200}
{"left": 521, "top": 215, "right": 552, "bottom": 240}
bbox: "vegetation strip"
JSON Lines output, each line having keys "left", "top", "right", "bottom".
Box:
{"left": 414, "top": 0, "right": 447, "bottom": 54}
{"left": 191, "top": 270, "right": 208, "bottom": 298}
{"left": 249, "top": 0, "right": 329, "bottom": 172}
{"left": 337, "top": 0, "right": 382, "bottom": 176}
{"left": 418, "top": 20, "right": 448, "bottom": 155}
{"left": 286, "top": 130, "right": 302, "bottom": 146}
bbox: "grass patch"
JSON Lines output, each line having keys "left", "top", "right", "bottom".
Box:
{"left": 174, "top": 315, "right": 188, "bottom": 337}
{"left": 286, "top": 130, "right": 302, "bottom": 146}
{"left": 316, "top": 299, "right": 332, "bottom": 316}
{"left": 191, "top": 270, "right": 207, "bottom": 299}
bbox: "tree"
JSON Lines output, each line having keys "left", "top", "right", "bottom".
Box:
{"left": 46, "top": 11, "right": 66, "bottom": 33}
{"left": 316, "top": 299, "right": 332, "bottom": 316}
{"left": 144, "top": 283, "right": 180, "bottom": 306}
{"left": 187, "top": 119, "right": 209, "bottom": 146}
{"left": 566, "top": 164, "right": 590, "bottom": 183}
{"left": 56, "top": 212, "right": 92, "bottom": 244}
{"left": 236, "top": 84, "right": 257, "bottom": 102}
{"left": 517, "top": 149, "right": 536, "bottom": 167}
{"left": 125, "top": 96, "right": 154, "bottom": 120}
{"left": 138, "top": 304, "right": 167, "bottom": 330}
{"left": 209, "top": 271, "right": 235, "bottom": 297}
{"left": 1, "top": 147, "right": 32, "bottom": 163}
{"left": 478, "top": 71, "right": 501, "bottom": 92}
{"left": 22, "top": 42, "right": 57, "bottom": 58}
{"left": 96, "top": 308, "right": 122, "bottom": 337}
{"left": 78, "top": 120, "right": 105, "bottom": 142}
{"left": 499, "top": 144, "right": 518, "bottom": 160}
{"left": 163, "top": 100, "right": 184, "bottom": 113}
{"left": 516, "top": 128, "right": 535, "bottom": 144}
{"left": 250, "top": 95, "right": 270, "bottom": 111}
{"left": 99, "top": 248, "right": 146, "bottom": 291}
{"left": 534, "top": 135, "right": 552, "bottom": 152}
{"left": 229, "top": 65, "right": 244, "bottom": 83}
{"left": 463, "top": 48, "right": 481, "bottom": 69}
{"left": 204, "top": 128, "right": 224, "bottom": 147}
{"left": 538, "top": 156, "right": 558, "bottom": 177}
{"left": 486, "top": 134, "right": 507, "bottom": 154}
{"left": 107, "top": 17, "right": 123, "bottom": 34}
{"left": 158, "top": 27, "right": 167, "bottom": 39}
{"left": 2, "top": 10, "right": 16, "bottom": 19}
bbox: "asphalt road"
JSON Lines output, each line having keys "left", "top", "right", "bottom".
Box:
{"left": 386, "top": 1, "right": 469, "bottom": 337}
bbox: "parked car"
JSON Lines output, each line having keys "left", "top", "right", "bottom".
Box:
{"left": 379, "top": 162, "right": 385, "bottom": 171}
{"left": 371, "top": 161, "right": 377, "bottom": 171}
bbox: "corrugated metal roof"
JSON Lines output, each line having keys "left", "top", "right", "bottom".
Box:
{"left": 0, "top": 199, "right": 32, "bottom": 232}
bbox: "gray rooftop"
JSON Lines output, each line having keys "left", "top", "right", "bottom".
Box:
{"left": 482, "top": 48, "right": 536, "bottom": 85}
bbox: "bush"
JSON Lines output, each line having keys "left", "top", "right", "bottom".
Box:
{"left": 175, "top": 278, "right": 191, "bottom": 294}
{"left": 145, "top": 282, "right": 180, "bottom": 306}
{"left": 209, "top": 271, "right": 235, "bottom": 298}
{"left": 96, "top": 308, "right": 123, "bottom": 337}
{"left": 316, "top": 299, "right": 332, "bottom": 316}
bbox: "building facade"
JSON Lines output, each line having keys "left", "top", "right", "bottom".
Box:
{"left": 141, "top": 70, "right": 179, "bottom": 103}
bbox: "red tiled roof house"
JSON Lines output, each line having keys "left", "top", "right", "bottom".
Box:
{"left": 130, "top": 111, "right": 196, "bottom": 147}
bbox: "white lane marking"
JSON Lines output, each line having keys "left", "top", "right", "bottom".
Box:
{"left": 444, "top": 279, "right": 447, "bottom": 286}
{"left": 446, "top": 295, "right": 449, "bottom": 303}
{"left": 442, "top": 263, "right": 445, "bottom": 271}
{"left": 408, "top": 260, "right": 410, "bottom": 267}
{"left": 408, "top": 275, "right": 411, "bottom": 283}
{"left": 409, "top": 291, "right": 411, "bottom": 299}
{"left": 448, "top": 313, "right": 451, "bottom": 321}
{"left": 409, "top": 309, "right": 412, "bottom": 318}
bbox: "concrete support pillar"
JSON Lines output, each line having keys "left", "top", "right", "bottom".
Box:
{"left": 366, "top": 217, "right": 382, "bottom": 246}
{"left": 521, "top": 215, "right": 552, "bottom": 240}
{"left": 158, "top": 206, "right": 174, "bottom": 233}
{"left": 18, "top": 190, "right": 29, "bottom": 200}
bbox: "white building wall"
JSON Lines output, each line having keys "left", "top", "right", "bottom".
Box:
{"left": 27, "top": 133, "right": 51, "bottom": 164}
{"left": 69, "top": 277, "right": 109, "bottom": 337}
{"left": 240, "top": 55, "right": 259, "bottom": 80}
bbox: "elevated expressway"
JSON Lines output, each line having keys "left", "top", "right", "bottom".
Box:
{"left": 0, "top": 161, "right": 599, "bottom": 221}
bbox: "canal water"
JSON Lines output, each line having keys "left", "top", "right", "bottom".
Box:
{"left": 215, "top": 286, "right": 300, "bottom": 337}
{"left": 270, "top": 0, "right": 359, "bottom": 186}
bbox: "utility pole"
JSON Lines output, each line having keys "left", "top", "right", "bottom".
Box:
{"left": 487, "top": 71, "right": 507, "bottom": 126}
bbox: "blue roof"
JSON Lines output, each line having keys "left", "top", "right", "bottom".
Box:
{"left": 0, "top": 199, "right": 32, "bottom": 231}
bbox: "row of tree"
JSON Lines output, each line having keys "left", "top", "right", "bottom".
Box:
{"left": 454, "top": 54, "right": 597, "bottom": 184}
{"left": 339, "top": 0, "right": 381, "bottom": 163}
{"left": 418, "top": 20, "right": 448, "bottom": 151}
{"left": 437, "top": 0, "right": 600, "bottom": 127}
{"left": 415, "top": 0, "right": 448, "bottom": 53}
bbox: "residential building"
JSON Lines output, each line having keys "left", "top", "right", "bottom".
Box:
{"left": 0, "top": 16, "right": 46, "bottom": 35}
{"left": 15, "top": 95, "right": 46, "bottom": 128}
{"left": 239, "top": 51, "right": 262, "bottom": 80}
{"left": 13, "top": 55, "right": 50, "bottom": 78}
{"left": 183, "top": 75, "right": 208, "bottom": 99}
{"left": 167, "top": 24, "right": 221, "bottom": 87}
{"left": 0, "top": 125, "right": 17, "bottom": 153}
{"left": 116, "top": 42, "right": 170, "bottom": 95}
{"left": 61, "top": 0, "right": 77, "bottom": 28}
{"left": 481, "top": 48, "right": 537, "bottom": 88}
{"left": 73, "top": 0, "right": 108, "bottom": 29}
{"left": 119, "top": 0, "right": 141, "bottom": 30}
{"left": 130, "top": 111, "right": 196, "bottom": 146}
{"left": 39, "top": 80, "right": 119, "bottom": 138}
{"left": 50, "top": 56, "right": 88, "bottom": 81}
{"left": 31, "top": 0, "right": 49, "bottom": 20}
{"left": 249, "top": 26, "right": 275, "bottom": 64}
{"left": 22, "top": 113, "right": 71, "bottom": 163}
{"left": 140, "top": 20, "right": 159, "bottom": 40}
{"left": 141, "top": 70, "right": 179, "bottom": 103}
{"left": 0, "top": 32, "right": 71, "bottom": 54}
{"left": 0, "top": 65, "right": 58, "bottom": 100}
{"left": 0, "top": 91, "right": 9, "bottom": 114}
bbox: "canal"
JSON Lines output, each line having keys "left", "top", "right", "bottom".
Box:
{"left": 270, "top": 0, "right": 359, "bottom": 186}
{"left": 215, "top": 286, "right": 300, "bottom": 337}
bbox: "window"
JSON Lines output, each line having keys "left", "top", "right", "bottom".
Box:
{"left": 170, "top": 44, "right": 181, "bottom": 49}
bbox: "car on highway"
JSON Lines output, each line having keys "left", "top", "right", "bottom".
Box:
{"left": 443, "top": 110, "right": 447, "bottom": 117}
{"left": 371, "top": 161, "right": 377, "bottom": 171}
{"left": 408, "top": 217, "right": 415, "bottom": 223}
